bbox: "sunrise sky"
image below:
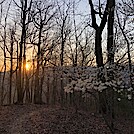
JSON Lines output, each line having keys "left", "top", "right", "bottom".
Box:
{"left": 0, "top": 0, "right": 133, "bottom": 72}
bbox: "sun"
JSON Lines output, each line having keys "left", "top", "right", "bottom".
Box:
{"left": 25, "top": 63, "right": 30, "bottom": 70}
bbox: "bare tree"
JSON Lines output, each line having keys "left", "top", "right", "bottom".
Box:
{"left": 88, "top": 0, "right": 109, "bottom": 114}
{"left": 88, "top": 0, "right": 109, "bottom": 68}
{"left": 30, "top": 0, "right": 56, "bottom": 104}
{"left": 55, "top": 0, "right": 73, "bottom": 105}
{"left": 0, "top": 0, "right": 12, "bottom": 105}
{"left": 8, "top": 24, "right": 17, "bottom": 104}
{"left": 13, "top": 0, "right": 33, "bottom": 104}
{"left": 79, "top": 30, "right": 95, "bottom": 66}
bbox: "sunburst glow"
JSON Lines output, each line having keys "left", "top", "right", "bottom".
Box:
{"left": 25, "top": 63, "right": 30, "bottom": 70}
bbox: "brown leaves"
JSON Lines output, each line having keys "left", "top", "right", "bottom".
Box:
{"left": 0, "top": 105, "right": 133, "bottom": 134}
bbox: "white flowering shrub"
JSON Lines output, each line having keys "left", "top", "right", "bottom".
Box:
{"left": 63, "top": 64, "right": 134, "bottom": 101}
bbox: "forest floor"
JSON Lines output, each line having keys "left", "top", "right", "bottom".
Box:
{"left": 0, "top": 104, "right": 133, "bottom": 134}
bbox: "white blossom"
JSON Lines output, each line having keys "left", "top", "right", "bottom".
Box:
{"left": 63, "top": 65, "right": 133, "bottom": 101}
{"left": 120, "top": 89, "right": 123, "bottom": 92}
{"left": 127, "top": 94, "right": 132, "bottom": 100}
{"left": 114, "top": 89, "right": 117, "bottom": 92}
{"left": 127, "top": 87, "right": 133, "bottom": 92}
{"left": 117, "top": 90, "right": 121, "bottom": 93}
{"left": 117, "top": 98, "right": 121, "bottom": 101}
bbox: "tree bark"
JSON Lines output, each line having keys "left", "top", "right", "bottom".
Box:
{"left": 95, "top": 28, "right": 103, "bottom": 67}
{"left": 107, "top": 0, "right": 115, "bottom": 64}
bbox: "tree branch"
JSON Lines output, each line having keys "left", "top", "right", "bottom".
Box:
{"left": 100, "top": 1, "right": 109, "bottom": 32}
{"left": 88, "top": 0, "right": 98, "bottom": 30}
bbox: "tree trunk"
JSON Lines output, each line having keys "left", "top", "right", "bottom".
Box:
{"left": 34, "top": 24, "right": 42, "bottom": 104}
{"left": 9, "top": 30, "right": 14, "bottom": 104}
{"left": 107, "top": 0, "right": 115, "bottom": 132}
{"left": 107, "top": 0, "right": 115, "bottom": 64}
{"left": 88, "top": 0, "right": 109, "bottom": 114}
{"left": 17, "top": 0, "right": 27, "bottom": 104}
{"left": 95, "top": 28, "right": 103, "bottom": 67}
